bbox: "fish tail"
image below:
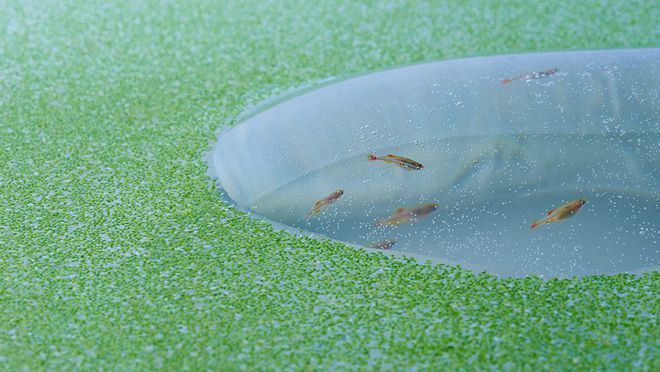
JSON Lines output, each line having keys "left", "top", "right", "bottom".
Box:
{"left": 368, "top": 154, "right": 379, "bottom": 161}
{"left": 306, "top": 208, "right": 319, "bottom": 219}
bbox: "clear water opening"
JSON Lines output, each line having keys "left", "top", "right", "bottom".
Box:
{"left": 208, "top": 49, "right": 659, "bottom": 278}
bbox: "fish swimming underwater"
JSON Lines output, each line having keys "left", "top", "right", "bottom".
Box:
{"left": 368, "top": 239, "right": 396, "bottom": 250}
{"left": 375, "top": 203, "right": 438, "bottom": 227}
{"left": 306, "top": 190, "right": 344, "bottom": 218}
{"left": 530, "top": 199, "right": 586, "bottom": 229}
{"left": 368, "top": 153, "right": 423, "bottom": 170}
{"left": 502, "top": 68, "right": 559, "bottom": 85}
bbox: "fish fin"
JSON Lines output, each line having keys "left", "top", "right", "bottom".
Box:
{"left": 368, "top": 154, "right": 378, "bottom": 161}
{"left": 530, "top": 220, "right": 541, "bottom": 229}
{"left": 385, "top": 154, "right": 398, "bottom": 158}
{"left": 395, "top": 208, "right": 405, "bottom": 213}
{"left": 502, "top": 78, "right": 512, "bottom": 85}
{"left": 546, "top": 208, "right": 556, "bottom": 216}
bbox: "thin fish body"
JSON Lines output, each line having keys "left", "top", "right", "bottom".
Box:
{"left": 368, "top": 239, "right": 396, "bottom": 250}
{"left": 306, "top": 190, "right": 344, "bottom": 218}
{"left": 502, "top": 68, "right": 559, "bottom": 85}
{"left": 530, "top": 199, "right": 586, "bottom": 229}
{"left": 375, "top": 203, "right": 438, "bottom": 227}
{"left": 368, "top": 153, "right": 423, "bottom": 170}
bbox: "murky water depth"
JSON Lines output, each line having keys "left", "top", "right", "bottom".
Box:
{"left": 209, "top": 49, "right": 659, "bottom": 277}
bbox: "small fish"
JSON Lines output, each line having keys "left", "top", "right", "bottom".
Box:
{"left": 368, "top": 153, "right": 423, "bottom": 170}
{"left": 375, "top": 203, "right": 438, "bottom": 227}
{"left": 502, "top": 68, "right": 559, "bottom": 85}
{"left": 530, "top": 199, "right": 586, "bottom": 229}
{"left": 306, "top": 190, "right": 344, "bottom": 218}
{"left": 368, "top": 239, "right": 396, "bottom": 250}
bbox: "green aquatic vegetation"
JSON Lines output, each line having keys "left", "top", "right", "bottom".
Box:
{"left": 0, "top": 0, "right": 658, "bottom": 369}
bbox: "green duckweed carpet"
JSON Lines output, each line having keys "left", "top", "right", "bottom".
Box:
{"left": 1, "top": 0, "right": 658, "bottom": 369}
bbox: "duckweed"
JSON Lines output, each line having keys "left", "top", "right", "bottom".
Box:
{"left": 0, "top": 0, "right": 657, "bottom": 369}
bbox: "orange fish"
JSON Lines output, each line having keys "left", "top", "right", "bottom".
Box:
{"left": 368, "top": 239, "right": 396, "bottom": 250}
{"left": 502, "top": 68, "right": 559, "bottom": 85}
{"left": 368, "top": 153, "right": 423, "bottom": 170}
{"left": 530, "top": 199, "right": 586, "bottom": 229}
{"left": 375, "top": 203, "right": 438, "bottom": 227}
{"left": 306, "top": 190, "right": 344, "bottom": 218}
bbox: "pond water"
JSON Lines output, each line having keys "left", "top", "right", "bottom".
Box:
{"left": 208, "top": 49, "right": 659, "bottom": 278}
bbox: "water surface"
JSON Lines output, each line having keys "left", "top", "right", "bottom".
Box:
{"left": 209, "top": 49, "right": 659, "bottom": 277}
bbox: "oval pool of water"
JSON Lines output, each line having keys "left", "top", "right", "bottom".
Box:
{"left": 208, "top": 48, "right": 659, "bottom": 278}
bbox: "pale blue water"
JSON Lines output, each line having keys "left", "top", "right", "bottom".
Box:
{"left": 209, "top": 49, "right": 659, "bottom": 277}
